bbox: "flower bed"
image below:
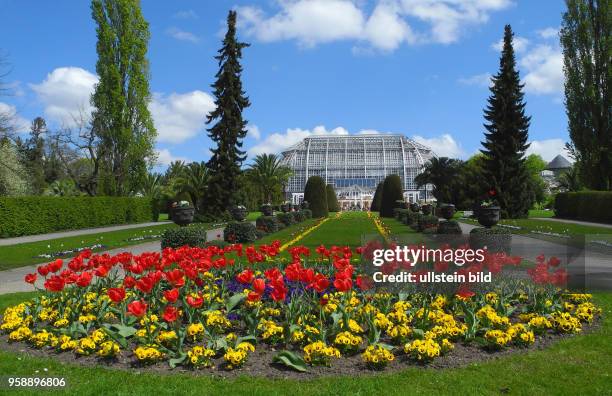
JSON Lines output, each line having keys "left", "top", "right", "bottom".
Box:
{"left": 0, "top": 243, "right": 602, "bottom": 376}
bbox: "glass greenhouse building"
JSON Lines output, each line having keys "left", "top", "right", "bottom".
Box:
{"left": 279, "top": 134, "right": 436, "bottom": 209}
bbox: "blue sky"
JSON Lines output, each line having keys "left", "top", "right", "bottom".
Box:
{"left": 0, "top": 0, "right": 569, "bottom": 168}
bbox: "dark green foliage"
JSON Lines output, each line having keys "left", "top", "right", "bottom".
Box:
{"left": 303, "top": 176, "right": 328, "bottom": 218}
{"left": 204, "top": 10, "right": 251, "bottom": 217}
{"left": 370, "top": 182, "right": 383, "bottom": 211}
{"left": 561, "top": 0, "right": 611, "bottom": 190}
{"left": 396, "top": 209, "right": 411, "bottom": 224}
{"left": 301, "top": 209, "right": 312, "bottom": 219}
{"left": 437, "top": 220, "right": 463, "bottom": 235}
{"left": 481, "top": 25, "right": 533, "bottom": 218}
{"left": 292, "top": 210, "right": 306, "bottom": 223}
{"left": 554, "top": 191, "right": 612, "bottom": 223}
{"left": 91, "top": 0, "right": 157, "bottom": 195}
{"left": 326, "top": 184, "right": 340, "bottom": 212}
{"left": 161, "top": 226, "right": 207, "bottom": 249}
{"left": 379, "top": 175, "right": 403, "bottom": 218}
{"left": 0, "top": 197, "right": 154, "bottom": 237}
{"left": 276, "top": 212, "right": 295, "bottom": 227}
{"left": 406, "top": 211, "right": 420, "bottom": 226}
{"left": 256, "top": 215, "right": 280, "bottom": 234}
{"left": 415, "top": 157, "right": 464, "bottom": 204}
{"left": 417, "top": 215, "right": 439, "bottom": 232}
{"left": 469, "top": 227, "right": 512, "bottom": 253}
{"left": 224, "top": 221, "right": 258, "bottom": 243}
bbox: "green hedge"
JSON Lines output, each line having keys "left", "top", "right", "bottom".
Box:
{"left": 224, "top": 221, "right": 258, "bottom": 243}
{"left": 0, "top": 196, "right": 155, "bottom": 238}
{"left": 256, "top": 215, "right": 280, "bottom": 234}
{"left": 554, "top": 192, "right": 612, "bottom": 223}
{"left": 161, "top": 225, "right": 207, "bottom": 249}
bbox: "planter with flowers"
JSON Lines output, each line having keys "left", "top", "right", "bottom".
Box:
{"left": 171, "top": 201, "right": 195, "bottom": 227}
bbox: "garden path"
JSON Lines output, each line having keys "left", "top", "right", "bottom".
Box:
{"left": 0, "top": 226, "right": 226, "bottom": 295}
{"left": 0, "top": 221, "right": 172, "bottom": 247}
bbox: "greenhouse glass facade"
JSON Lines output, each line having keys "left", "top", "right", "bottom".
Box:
{"left": 278, "top": 134, "right": 436, "bottom": 209}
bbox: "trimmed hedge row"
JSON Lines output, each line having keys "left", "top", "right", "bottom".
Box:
{"left": 161, "top": 225, "right": 208, "bottom": 249}
{"left": 0, "top": 196, "right": 155, "bottom": 238}
{"left": 554, "top": 192, "right": 612, "bottom": 223}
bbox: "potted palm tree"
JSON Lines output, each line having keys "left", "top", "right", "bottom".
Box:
{"left": 171, "top": 200, "right": 195, "bottom": 227}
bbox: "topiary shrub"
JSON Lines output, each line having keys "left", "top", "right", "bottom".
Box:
{"left": 224, "top": 221, "right": 258, "bottom": 243}
{"left": 0, "top": 196, "right": 155, "bottom": 238}
{"left": 161, "top": 225, "right": 207, "bottom": 249}
{"left": 396, "top": 209, "right": 411, "bottom": 223}
{"left": 379, "top": 174, "right": 403, "bottom": 218}
{"left": 326, "top": 184, "right": 340, "bottom": 212}
{"left": 554, "top": 191, "right": 612, "bottom": 223}
{"left": 417, "top": 215, "right": 439, "bottom": 232}
{"left": 405, "top": 210, "right": 419, "bottom": 226}
{"left": 370, "top": 182, "right": 383, "bottom": 211}
{"left": 409, "top": 212, "right": 423, "bottom": 230}
{"left": 276, "top": 212, "right": 295, "bottom": 227}
{"left": 256, "top": 215, "right": 280, "bottom": 234}
{"left": 304, "top": 176, "right": 329, "bottom": 218}
{"left": 301, "top": 209, "right": 312, "bottom": 219}
{"left": 437, "top": 220, "right": 462, "bottom": 234}
{"left": 469, "top": 227, "right": 512, "bottom": 253}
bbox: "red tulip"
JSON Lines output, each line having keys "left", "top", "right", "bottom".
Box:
{"left": 136, "top": 276, "right": 154, "bottom": 294}
{"left": 37, "top": 265, "right": 49, "bottom": 277}
{"left": 236, "top": 269, "right": 254, "bottom": 284}
{"left": 308, "top": 274, "right": 329, "bottom": 293}
{"left": 163, "top": 288, "right": 180, "bottom": 303}
{"left": 186, "top": 295, "right": 203, "bottom": 308}
{"left": 164, "top": 269, "right": 185, "bottom": 287}
{"left": 107, "top": 287, "right": 126, "bottom": 303}
{"left": 123, "top": 275, "right": 136, "bottom": 288}
{"left": 76, "top": 271, "right": 93, "bottom": 287}
{"left": 247, "top": 291, "right": 262, "bottom": 302}
{"left": 252, "top": 278, "right": 266, "bottom": 294}
{"left": 24, "top": 273, "right": 37, "bottom": 284}
{"left": 456, "top": 285, "right": 475, "bottom": 299}
{"left": 47, "top": 259, "right": 63, "bottom": 273}
{"left": 162, "top": 306, "right": 179, "bottom": 322}
{"left": 44, "top": 275, "right": 65, "bottom": 292}
{"left": 548, "top": 256, "right": 561, "bottom": 267}
{"left": 127, "top": 300, "right": 147, "bottom": 317}
{"left": 333, "top": 278, "right": 352, "bottom": 292}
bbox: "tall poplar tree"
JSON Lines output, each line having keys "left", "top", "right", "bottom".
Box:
{"left": 480, "top": 25, "right": 532, "bottom": 219}
{"left": 90, "top": 0, "right": 156, "bottom": 196}
{"left": 561, "top": 0, "right": 611, "bottom": 190}
{"left": 204, "top": 10, "right": 250, "bottom": 217}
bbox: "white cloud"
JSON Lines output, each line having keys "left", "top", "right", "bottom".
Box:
{"left": 248, "top": 125, "right": 349, "bottom": 156}
{"left": 155, "top": 148, "right": 190, "bottom": 167}
{"left": 412, "top": 133, "right": 465, "bottom": 158}
{"left": 30, "top": 67, "right": 98, "bottom": 126}
{"left": 398, "top": 0, "right": 514, "bottom": 44}
{"left": 537, "top": 27, "right": 558, "bottom": 39}
{"left": 458, "top": 72, "right": 492, "bottom": 87}
{"left": 520, "top": 44, "right": 564, "bottom": 95}
{"left": 237, "top": 0, "right": 511, "bottom": 52}
{"left": 166, "top": 27, "right": 200, "bottom": 43}
{"left": 149, "top": 90, "right": 215, "bottom": 143}
{"left": 491, "top": 35, "right": 529, "bottom": 53}
{"left": 0, "top": 102, "right": 30, "bottom": 132}
{"left": 246, "top": 124, "right": 261, "bottom": 140}
{"left": 526, "top": 138, "right": 572, "bottom": 162}
{"left": 173, "top": 10, "right": 198, "bottom": 19}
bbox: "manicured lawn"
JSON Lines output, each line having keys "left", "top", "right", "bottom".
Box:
{"left": 0, "top": 223, "right": 183, "bottom": 270}
{"left": 0, "top": 290, "right": 610, "bottom": 395}
{"left": 528, "top": 209, "right": 555, "bottom": 218}
{"left": 247, "top": 211, "right": 262, "bottom": 221}
{"left": 297, "top": 212, "right": 379, "bottom": 248}
{"left": 459, "top": 217, "right": 612, "bottom": 238}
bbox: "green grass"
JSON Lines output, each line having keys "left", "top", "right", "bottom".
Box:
{"left": 459, "top": 217, "right": 612, "bottom": 238}
{"left": 0, "top": 291, "right": 610, "bottom": 395}
{"left": 297, "top": 212, "right": 379, "bottom": 248}
{"left": 0, "top": 223, "right": 183, "bottom": 270}
{"left": 158, "top": 213, "right": 170, "bottom": 221}
{"left": 246, "top": 212, "right": 262, "bottom": 221}
{"left": 528, "top": 209, "right": 555, "bottom": 218}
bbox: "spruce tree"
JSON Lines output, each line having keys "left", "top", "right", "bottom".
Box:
{"left": 480, "top": 25, "right": 532, "bottom": 218}
{"left": 204, "top": 10, "right": 250, "bottom": 217}
{"left": 91, "top": 0, "right": 157, "bottom": 196}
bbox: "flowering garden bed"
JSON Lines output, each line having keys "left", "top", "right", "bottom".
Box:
{"left": 0, "top": 237, "right": 603, "bottom": 379}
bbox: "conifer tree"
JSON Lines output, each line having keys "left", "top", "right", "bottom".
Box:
{"left": 480, "top": 25, "right": 532, "bottom": 218}
{"left": 326, "top": 184, "right": 340, "bottom": 212}
{"left": 204, "top": 10, "right": 250, "bottom": 217}
{"left": 370, "top": 182, "right": 383, "bottom": 211}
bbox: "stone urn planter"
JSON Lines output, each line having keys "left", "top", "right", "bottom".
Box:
{"left": 441, "top": 204, "right": 456, "bottom": 220}
{"left": 172, "top": 206, "right": 195, "bottom": 227}
{"left": 477, "top": 206, "right": 501, "bottom": 228}
{"left": 281, "top": 203, "right": 291, "bottom": 213}
{"left": 421, "top": 204, "right": 432, "bottom": 215}
{"left": 300, "top": 200, "right": 309, "bottom": 209}
{"left": 260, "top": 204, "right": 273, "bottom": 216}
{"left": 230, "top": 205, "right": 249, "bottom": 222}
{"left": 410, "top": 203, "right": 421, "bottom": 213}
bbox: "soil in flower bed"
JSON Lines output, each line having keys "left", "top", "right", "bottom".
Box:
{"left": 0, "top": 320, "right": 600, "bottom": 380}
